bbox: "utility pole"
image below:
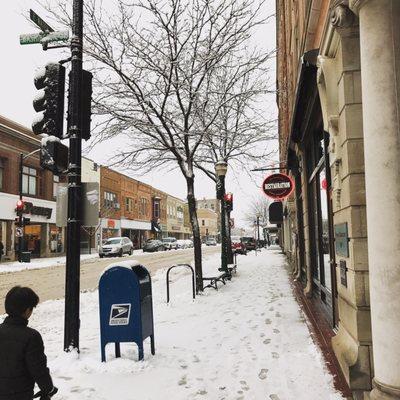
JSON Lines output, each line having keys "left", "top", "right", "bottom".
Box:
{"left": 64, "top": 0, "right": 84, "bottom": 351}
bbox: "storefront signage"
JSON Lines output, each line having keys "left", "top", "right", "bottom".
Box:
{"left": 334, "top": 223, "right": 349, "bottom": 257}
{"left": 269, "top": 202, "right": 283, "bottom": 224}
{"left": 262, "top": 173, "right": 294, "bottom": 200}
{"left": 107, "top": 219, "right": 116, "bottom": 229}
{"left": 23, "top": 201, "right": 52, "bottom": 219}
{"left": 171, "top": 225, "right": 181, "bottom": 231}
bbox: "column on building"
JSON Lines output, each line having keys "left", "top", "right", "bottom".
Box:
{"left": 350, "top": 0, "right": 400, "bottom": 398}
{"left": 317, "top": 3, "right": 372, "bottom": 397}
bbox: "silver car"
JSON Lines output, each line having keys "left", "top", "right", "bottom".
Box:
{"left": 99, "top": 237, "right": 133, "bottom": 258}
{"left": 162, "top": 237, "right": 178, "bottom": 250}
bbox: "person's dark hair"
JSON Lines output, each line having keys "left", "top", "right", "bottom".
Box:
{"left": 5, "top": 286, "right": 39, "bottom": 317}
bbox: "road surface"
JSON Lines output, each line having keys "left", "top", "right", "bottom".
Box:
{"left": 0, "top": 246, "right": 220, "bottom": 314}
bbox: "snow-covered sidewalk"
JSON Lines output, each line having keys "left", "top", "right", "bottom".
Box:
{"left": 6, "top": 248, "right": 344, "bottom": 400}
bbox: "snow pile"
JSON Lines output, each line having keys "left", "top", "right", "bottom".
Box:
{"left": 0, "top": 253, "right": 99, "bottom": 273}
{"left": 2, "top": 249, "right": 345, "bottom": 400}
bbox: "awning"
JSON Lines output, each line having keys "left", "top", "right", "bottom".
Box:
{"left": 289, "top": 49, "right": 319, "bottom": 144}
{"left": 121, "top": 219, "right": 151, "bottom": 231}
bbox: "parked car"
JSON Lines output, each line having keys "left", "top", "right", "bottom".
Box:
{"left": 184, "top": 239, "right": 194, "bottom": 248}
{"left": 176, "top": 239, "right": 188, "bottom": 249}
{"left": 206, "top": 238, "right": 217, "bottom": 246}
{"left": 241, "top": 236, "right": 257, "bottom": 251}
{"left": 231, "top": 236, "right": 247, "bottom": 255}
{"left": 162, "top": 237, "right": 178, "bottom": 250}
{"left": 99, "top": 237, "right": 133, "bottom": 258}
{"left": 143, "top": 239, "right": 166, "bottom": 252}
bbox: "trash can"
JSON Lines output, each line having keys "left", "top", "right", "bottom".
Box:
{"left": 99, "top": 260, "right": 155, "bottom": 362}
{"left": 20, "top": 252, "right": 31, "bottom": 263}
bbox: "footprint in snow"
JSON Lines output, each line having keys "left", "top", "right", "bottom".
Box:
{"left": 178, "top": 375, "right": 187, "bottom": 386}
{"left": 240, "top": 380, "right": 250, "bottom": 391}
{"left": 275, "top": 312, "right": 281, "bottom": 318}
{"left": 269, "top": 395, "right": 280, "bottom": 400}
{"left": 265, "top": 318, "right": 272, "bottom": 325}
{"left": 272, "top": 352, "right": 280, "bottom": 359}
{"left": 263, "top": 338, "right": 271, "bottom": 345}
{"left": 258, "top": 368, "right": 268, "bottom": 380}
{"left": 273, "top": 328, "right": 280, "bottom": 334}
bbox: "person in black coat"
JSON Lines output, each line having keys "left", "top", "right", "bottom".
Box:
{"left": 0, "top": 286, "right": 58, "bottom": 400}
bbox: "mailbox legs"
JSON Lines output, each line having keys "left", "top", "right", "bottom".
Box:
{"left": 151, "top": 335, "right": 155, "bottom": 355}
{"left": 115, "top": 342, "right": 121, "bottom": 358}
{"left": 138, "top": 344, "right": 144, "bottom": 361}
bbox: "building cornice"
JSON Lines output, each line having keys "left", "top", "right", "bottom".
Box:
{"left": 349, "top": 0, "right": 370, "bottom": 15}
{"left": 331, "top": 0, "right": 357, "bottom": 28}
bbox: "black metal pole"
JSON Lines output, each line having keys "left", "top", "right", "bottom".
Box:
{"left": 64, "top": 0, "right": 83, "bottom": 352}
{"left": 18, "top": 153, "right": 23, "bottom": 262}
{"left": 219, "top": 176, "right": 228, "bottom": 273}
{"left": 227, "top": 209, "right": 233, "bottom": 264}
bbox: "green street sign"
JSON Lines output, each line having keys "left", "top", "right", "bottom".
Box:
{"left": 20, "top": 32, "right": 47, "bottom": 45}
{"left": 41, "top": 31, "right": 69, "bottom": 44}
{"left": 30, "top": 9, "right": 54, "bottom": 32}
{"left": 20, "top": 31, "right": 69, "bottom": 46}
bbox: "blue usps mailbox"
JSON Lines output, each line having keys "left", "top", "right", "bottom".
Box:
{"left": 99, "top": 260, "right": 155, "bottom": 362}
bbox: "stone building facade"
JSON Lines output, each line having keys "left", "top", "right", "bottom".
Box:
{"left": 277, "top": 1, "right": 400, "bottom": 399}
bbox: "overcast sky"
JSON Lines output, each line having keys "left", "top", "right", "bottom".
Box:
{"left": 0, "top": 0, "right": 277, "bottom": 229}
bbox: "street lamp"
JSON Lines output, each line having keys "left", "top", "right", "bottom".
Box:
{"left": 215, "top": 160, "right": 228, "bottom": 273}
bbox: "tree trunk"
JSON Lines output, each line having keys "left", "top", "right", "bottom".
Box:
{"left": 186, "top": 177, "right": 203, "bottom": 292}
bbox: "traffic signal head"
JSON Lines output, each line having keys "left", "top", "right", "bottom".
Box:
{"left": 40, "top": 137, "right": 69, "bottom": 175}
{"left": 224, "top": 192, "right": 233, "bottom": 212}
{"left": 32, "top": 62, "right": 65, "bottom": 138}
{"left": 16, "top": 200, "right": 25, "bottom": 212}
{"left": 67, "top": 69, "right": 93, "bottom": 141}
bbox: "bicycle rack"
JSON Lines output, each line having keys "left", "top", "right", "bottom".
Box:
{"left": 166, "top": 264, "right": 196, "bottom": 303}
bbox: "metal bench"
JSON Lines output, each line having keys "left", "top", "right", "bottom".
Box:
{"left": 228, "top": 263, "right": 237, "bottom": 275}
{"left": 202, "top": 272, "right": 230, "bottom": 290}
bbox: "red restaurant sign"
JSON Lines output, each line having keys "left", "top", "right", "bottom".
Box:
{"left": 262, "top": 173, "right": 294, "bottom": 200}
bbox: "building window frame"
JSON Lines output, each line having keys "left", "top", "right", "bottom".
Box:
{"left": 22, "top": 166, "right": 37, "bottom": 196}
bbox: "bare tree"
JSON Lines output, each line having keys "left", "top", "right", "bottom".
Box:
{"left": 244, "top": 194, "right": 271, "bottom": 228}
{"left": 193, "top": 56, "right": 276, "bottom": 261}
{"left": 39, "top": 0, "right": 269, "bottom": 291}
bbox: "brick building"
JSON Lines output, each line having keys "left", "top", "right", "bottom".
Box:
{"left": 0, "top": 115, "right": 62, "bottom": 260}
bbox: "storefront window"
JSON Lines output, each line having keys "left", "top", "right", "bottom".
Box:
{"left": 22, "top": 166, "right": 37, "bottom": 196}
{"left": 307, "top": 130, "right": 335, "bottom": 313}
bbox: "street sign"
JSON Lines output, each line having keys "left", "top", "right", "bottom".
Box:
{"left": 56, "top": 182, "right": 100, "bottom": 227}
{"left": 20, "top": 31, "right": 69, "bottom": 46}
{"left": 16, "top": 227, "right": 23, "bottom": 237}
{"left": 262, "top": 173, "right": 294, "bottom": 200}
{"left": 30, "top": 9, "right": 54, "bottom": 32}
{"left": 20, "top": 32, "right": 47, "bottom": 45}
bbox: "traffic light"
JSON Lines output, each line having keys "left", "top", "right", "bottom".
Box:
{"left": 67, "top": 69, "right": 93, "bottom": 140}
{"left": 16, "top": 199, "right": 25, "bottom": 213}
{"left": 22, "top": 217, "right": 31, "bottom": 226}
{"left": 40, "top": 137, "right": 69, "bottom": 175}
{"left": 225, "top": 193, "right": 233, "bottom": 212}
{"left": 32, "top": 62, "right": 65, "bottom": 138}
